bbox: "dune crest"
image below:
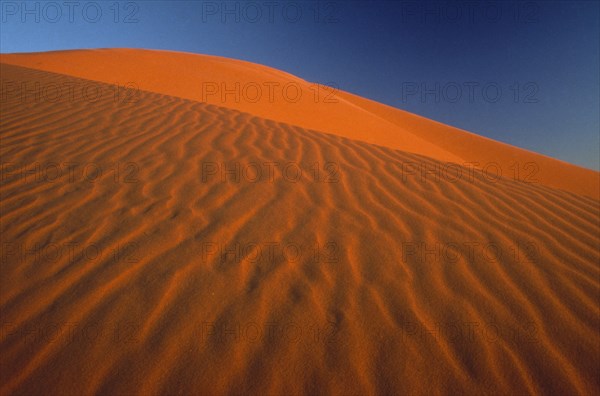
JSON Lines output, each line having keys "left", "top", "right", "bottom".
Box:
{"left": 1, "top": 48, "right": 597, "bottom": 198}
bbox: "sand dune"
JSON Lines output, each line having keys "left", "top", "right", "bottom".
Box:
{"left": 0, "top": 55, "right": 599, "bottom": 395}
{"left": 1, "top": 49, "right": 597, "bottom": 198}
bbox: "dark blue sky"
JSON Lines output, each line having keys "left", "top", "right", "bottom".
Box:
{"left": 1, "top": 1, "right": 598, "bottom": 169}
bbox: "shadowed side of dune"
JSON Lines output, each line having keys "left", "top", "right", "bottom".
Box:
{"left": 1, "top": 64, "right": 599, "bottom": 395}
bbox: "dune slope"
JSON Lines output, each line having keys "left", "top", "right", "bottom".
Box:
{"left": 1, "top": 63, "right": 599, "bottom": 395}
{"left": 1, "top": 49, "right": 598, "bottom": 198}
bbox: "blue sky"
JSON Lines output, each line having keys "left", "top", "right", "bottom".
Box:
{"left": 1, "top": 0, "right": 598, "bottom": 169}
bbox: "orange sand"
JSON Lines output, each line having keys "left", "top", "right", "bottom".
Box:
{"left": 0, "top": 51, "right": 599, "bottom": 395}
{"left": 2, "top": 48, "right": 597, "bottom": 198}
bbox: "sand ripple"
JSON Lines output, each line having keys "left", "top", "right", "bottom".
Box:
{"left": 1, "top": 64, "right": 599, "bottom": 395}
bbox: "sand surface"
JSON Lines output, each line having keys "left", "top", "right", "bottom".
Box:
{"left": 2, "top": 49, "right": 597, "bottom": 198}
{"left": 0, "top": 52, "right": 599, "bottom": 395}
